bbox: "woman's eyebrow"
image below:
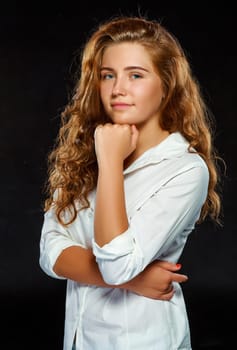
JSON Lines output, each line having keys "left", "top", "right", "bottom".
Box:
{"left": 100, "top": 66, "right": 149, "bottom": 72}
{"left": 124, "top": 66, "right": 149, "bottom": 72}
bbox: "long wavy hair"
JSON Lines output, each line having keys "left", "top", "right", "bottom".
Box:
{"left": 44, "top": 15, "right": 223, "bottom": 226}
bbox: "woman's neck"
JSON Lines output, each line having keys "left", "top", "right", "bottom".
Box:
{"left": 124, "top": 123, "right": 170, "bottom": 169}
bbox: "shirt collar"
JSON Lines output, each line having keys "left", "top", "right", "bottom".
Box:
{"left": 123, "top": 132, "right": 190, "bottom": 175}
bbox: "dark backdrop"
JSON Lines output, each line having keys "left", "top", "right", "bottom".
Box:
{"left": 1, "top": 2, "right": 236, "bottom": 349}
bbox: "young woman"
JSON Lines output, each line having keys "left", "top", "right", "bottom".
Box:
{"left": 39, "top": 15, "right": 221, "bottom": 350}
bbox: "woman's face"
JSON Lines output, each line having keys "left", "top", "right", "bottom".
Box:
{"left": 99, "top": 42, "right": 164, "bottom": 127}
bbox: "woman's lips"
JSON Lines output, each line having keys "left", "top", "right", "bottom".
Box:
{"left": 111, "top": 103, "right": 131, "bottom": 110}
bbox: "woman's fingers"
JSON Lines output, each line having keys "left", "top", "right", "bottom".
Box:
{"left": 94, "top": 123, "right": 138, "bottom": 162}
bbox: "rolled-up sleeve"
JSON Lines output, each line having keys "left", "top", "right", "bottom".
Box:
{"left": 39, "top": 209, "right": 83, "bottom": 279}
{"left": 92, "top": 165, "right": 209, "bottom": 285}
{"left": 93, "top": 229, "right": 144, "bottom": 285}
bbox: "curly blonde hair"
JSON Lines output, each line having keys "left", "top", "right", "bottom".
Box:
{"left": 44, "top": 15, "right": 223, "bottom": 226}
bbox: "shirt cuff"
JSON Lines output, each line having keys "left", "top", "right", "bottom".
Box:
{"left": 92, "top": 229, "right": 135, "bottom": 261}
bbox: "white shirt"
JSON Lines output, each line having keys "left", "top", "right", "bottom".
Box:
{"left": 39, "top": 132, "right": 209, "bottom": 350}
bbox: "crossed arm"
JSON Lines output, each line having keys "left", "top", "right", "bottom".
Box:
{"left": 54, "top": 245, "right": 188, "bottom": 300}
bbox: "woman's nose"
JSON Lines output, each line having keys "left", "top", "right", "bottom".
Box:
{"left": 112, "top": 78, "right": 127, "bottom": 96}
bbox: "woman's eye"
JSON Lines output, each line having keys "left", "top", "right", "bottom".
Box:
{"left": 131, "top": 73, "right": 142, "bottom": 79}
{"left": 101, "top": 73, "right": 114, "bottom": 80}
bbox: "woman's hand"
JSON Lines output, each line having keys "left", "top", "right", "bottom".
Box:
{"left": 124, "top": 260, "right": 188, "bottom": 300}
{"left": 94, "top": 123, "right": 139, "bottom": 166}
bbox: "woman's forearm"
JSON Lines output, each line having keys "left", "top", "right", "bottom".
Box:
{"left": 53, "top": 245, "right": 107, "bottom": 286}
{"left": 94, "top": 161, "right": 128, "bottom": 246}
{"left": 54, "top": 245, "right": 130, "bottom": 288}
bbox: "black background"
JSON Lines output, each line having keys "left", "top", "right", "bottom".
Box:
{"left": 1, "top": 1, "right": 236, "bottom": 349}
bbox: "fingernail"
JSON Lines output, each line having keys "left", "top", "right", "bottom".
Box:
{"left": 176, "top": 263, "right": 182, "bottom": 268}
